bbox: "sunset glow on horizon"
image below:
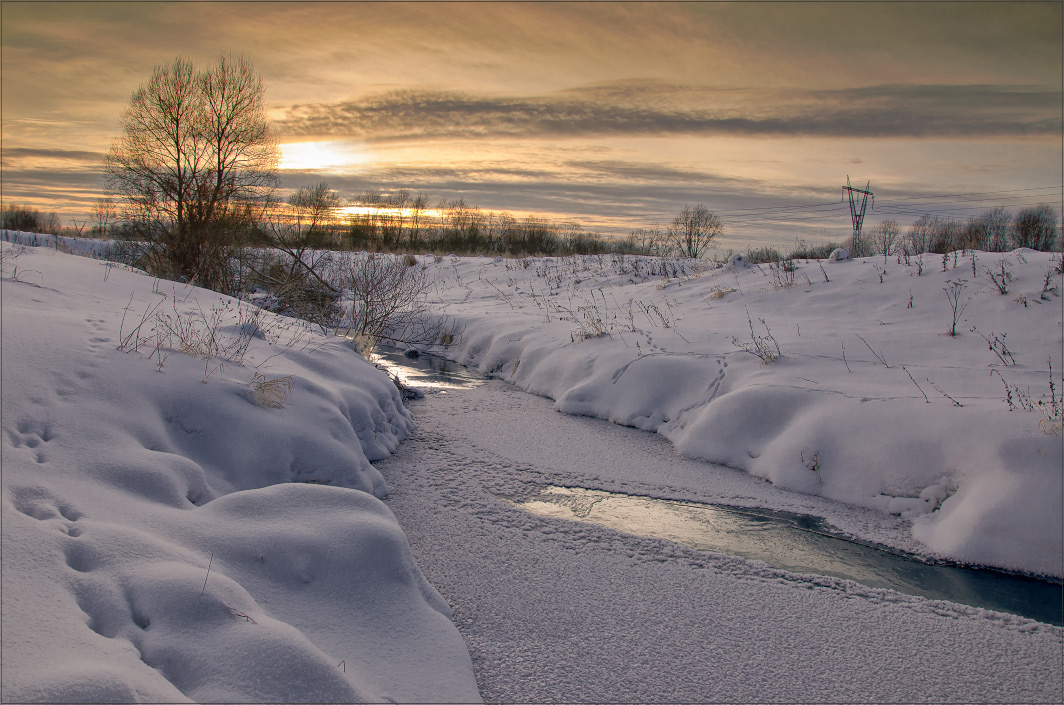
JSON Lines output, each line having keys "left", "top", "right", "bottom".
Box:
{"left": 3, "top": 2, "right": 1060, "bottom": 249}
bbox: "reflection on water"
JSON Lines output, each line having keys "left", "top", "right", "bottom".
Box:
{"left": 371, "top": 345, "right": 484, "bottom": 392}
{"left": 514, "top": 486, "right": 1063, "bottom": 626}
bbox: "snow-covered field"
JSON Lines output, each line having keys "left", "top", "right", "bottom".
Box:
{"left": 2, "top": 233, "right": 1061, "bottom": 702}
{"left": 0, "top": 240, "right": 480, "bottom": 703}
{"left": 418, "top": 248, "right": 1064, "bottom": 578}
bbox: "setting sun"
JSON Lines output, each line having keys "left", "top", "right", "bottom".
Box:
{"left": 278, "top": 139, "right": 373, "bottom": 172}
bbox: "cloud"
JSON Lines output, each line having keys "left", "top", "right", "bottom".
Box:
{"left": 274, "top": 82, "right": 1061, "bottom": 142}
{"left": 1, "top": 147, "right": 105, "bottom": 166}
{"left": 277, "top": 154, "right": 787, "bottom": 233}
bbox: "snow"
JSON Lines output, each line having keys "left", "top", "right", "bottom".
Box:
{"left": 417, "top": 248, "right": 1064, "bottom": 577}
{"left": 376, "top": 377, "right": 1063, "bottom": 703}
{"left": 1, "top": 241, "right": 480, "bottom": 703}
{"left": 3, "top": 235, "right": 1061, "bottom": 702}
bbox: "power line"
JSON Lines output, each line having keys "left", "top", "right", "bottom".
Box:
{"left": 873, "top": 185, "right": 1061, "bottom": 204}
{"left": 710, "top": 201, "right": 841, "bottom": 215}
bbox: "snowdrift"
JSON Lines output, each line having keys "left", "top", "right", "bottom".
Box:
{"left": 1, "top": 242, "right": 480, "bottom": 703}
{"left": 421, "top": 249, "right": 1064, "bottom": 577}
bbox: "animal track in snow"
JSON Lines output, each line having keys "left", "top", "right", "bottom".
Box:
{"left": 7, "top": 420, "right": 57, "bottom": 463}
{"left": 10, "top": 485, "right": 82, "bottom": 523}
{"left": 64, "top": 541, "right": 96, "bottom": 573}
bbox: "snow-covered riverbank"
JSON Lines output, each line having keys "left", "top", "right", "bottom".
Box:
{"left": 1, "top": 242, "right": 480, "bottom": 703}
{"left": 418, "top": 249, "right": 1064, "bottom": 577}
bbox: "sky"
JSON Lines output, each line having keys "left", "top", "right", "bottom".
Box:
{"left": 2, "top": 1, "right": 1062, "bottom": 250}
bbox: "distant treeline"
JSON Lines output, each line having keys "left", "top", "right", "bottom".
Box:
{"left": 2, "top": 204, "right": 62, "bottom": 235}
{"left": 302, "top": 190, "right": 659, "bottom": 258}
{"left": 8, "top": 194, "right": 1060, "bottom": 265}
{"left": 742, "top": 204, "right": 1060, "bottom": 264}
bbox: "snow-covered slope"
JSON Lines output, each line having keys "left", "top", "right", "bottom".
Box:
{"left": 1, "top": 242, "right": 480, "bottom": 703}
{"left": 421, "top": 249, "right": 1064, "bottom": 577}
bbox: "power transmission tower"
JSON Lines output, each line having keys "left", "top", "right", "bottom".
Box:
{"left": 842, "top": 176, "right": 874, "bottom": 255}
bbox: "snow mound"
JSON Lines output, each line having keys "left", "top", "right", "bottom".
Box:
{"left": 1, "top": 242, "right": 479, "bottom": 703}
{"left": 724, "top": 252, "right": 755, "bottom": 270}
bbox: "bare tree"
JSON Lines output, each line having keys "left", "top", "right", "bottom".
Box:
{"left": 871, "top": 219, "right": 901, "bottom": 260}
{"left": 907, "top": 214, "right": 935, "bottom": 254}
{"left": 391, "top": 189, "right": 411, "bottom": 246}
{"left": 105, "top": 55, "right": 278, "bottom": 290}
{"left": 43, "top": 212, "right": 62, "bottom": 236}
{"left": 445, "top": 199, "right": 481, "bottom": 238}
{"left": 627, "top": 227, "right": 668, "bottom": 256}
{"left": 1012, "top": 205, "right": 1059, "bottom": 251}
{"left": 408, "top": 192, "right": 429, "bottom": 249}
{"left": 910, "top": 214, "right": 963, "bottom": 254}
{"left": 91, "top": 197, "right": 118, "bottom": 236}
{"left": 247, "top": 183, "right": 343, "bottom": 328}
{"left": 260, "top": 183, "right": 341, "bottom": 269}
{"left": 668, "top": 204, "right": 722, "bottom": 259}
{"left": 961, "top": 206, "right": 1012, "bottom": 252}
{"left": 287, "top": 183, "right": 341, "bottom": 242}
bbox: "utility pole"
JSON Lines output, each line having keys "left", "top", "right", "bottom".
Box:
{"left": 843, "top": 176, "right": 873, "bottom": 256}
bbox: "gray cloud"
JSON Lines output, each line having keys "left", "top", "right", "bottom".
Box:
{"left": 1, "top": 147, "right": 105, "bottom": 166}
{"left": 278, "top": 156, "right": 802, "bottom": 236}
{"left": 275, "top": 82, "right": 1061, "bottom": 142}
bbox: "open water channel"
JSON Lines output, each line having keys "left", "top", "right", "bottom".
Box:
{"left": 374, "top": 346, "right": 1063, "bottom": 627}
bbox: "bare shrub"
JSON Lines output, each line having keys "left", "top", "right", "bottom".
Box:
{"left": 118, "top": 293, "right": 276, "bottom": 377}
{"left": 239, "top": 248, "right": 341, "bottom": 332}
{"left": 2, "top": 204, "right": 44, "bottom": 231}
{"left": 943, "top": 280, "right": 972, "bottom": 336}
{"left": 745, "top": 246, "right": 784, "bottom": 264}
{"left": 246, "top": 183, "right": 346, "bottom": 330}
{"left": 335, "top": 253, "right": 457, "bottom": 354}
{"left": 907, "top": 215, "right": 934, "bottom": 254}
{"left": 993, "top": 359, "right": 1063, "bottom": 434}
{"left": 571, "top": 304, "right": 609, "bottom": 341}
{"left": 91, "top": 197, "right": 119, "bottom": 237}
{"left": 788, "top": 239, "right": 840, "bottom": 261}
{"left": 982, "top": 260, "right": 1012, "bottom": 295}
{"left": 250, "top": 373, "right": 294, "bottom": 408}
{"left": 769, "top": 259, "right": 797, "bottom": 290}
{"left": 0, "top": 243, "right": 26, "bottom": 273}
{"left": 732, "top": 308, "right": 781, "bottom": 364}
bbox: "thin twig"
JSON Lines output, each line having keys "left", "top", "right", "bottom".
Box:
{"left": 201, "top": 552, "right": 214, "bottom": 596}
{"left": 902, "top": 366, "right": 929, "bottom": 403}
{"left": 855, "top": 333, "right": 890, "bottom": 368}
{"left": 927, "top": 378, "right": 963, "bottom": 407}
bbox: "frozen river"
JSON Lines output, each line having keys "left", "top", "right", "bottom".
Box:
{"left": 373, "top": 353, "right": 1061, "bottom": 702}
